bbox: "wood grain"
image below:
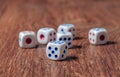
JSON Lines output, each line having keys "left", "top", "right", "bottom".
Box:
{"left": 0, "top": 0, "right": 120, "bottom": 77}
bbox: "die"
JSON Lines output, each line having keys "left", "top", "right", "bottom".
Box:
{"left": 58, "top": 24, "right": 76, "bottom": 38}
{"left": 37, "top": 28, "right": 56, "bottom": 44}
{"left": 19, "top": 31, "right": 36, "bottom": 48}
{"left": 88, "top": 28, "right": 108, "bottom": 45}
{"left": 46, "top": 41, "right": 68, "bottom": 60}
{"left": 56, "top": 32, "right": 73, "bottom": 48}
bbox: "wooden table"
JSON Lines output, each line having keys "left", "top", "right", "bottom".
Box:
{"left": 0, "top": 0, "right": 120, "bottom": 77}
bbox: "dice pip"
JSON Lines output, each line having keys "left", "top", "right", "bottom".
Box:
{"left": 19, "top": 31, "right": 36, "bottom": 48}
{"left": 46, "top": 41, "right": 68, "bottom": 60}
{"left": 88, "top": 28, "right": 108, "bottom": 45}
{"left": 56, "top": 32, "right": 73, "bottom": 48}
{"left": 58, "top": 24, "right": 76, "bottom": 38}
{"left": 37, "top": 28, "right": 56, "bottom": 44}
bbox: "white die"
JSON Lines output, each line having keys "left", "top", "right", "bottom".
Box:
{"left": 56, "top": 32, "right": 73, "bottom": 48}
{"left": 88, "top": 28, "right": 108, "bottom": 45}
{"left": 37, "top": 28, "right": 56, "bottom": 44}
{"left": 46, "top": 41, "right": 68, "bottom": 60}
{"left": 58, "top": 24, "right": 76, "bottom": 38}
{"left": 19, "top": 31, "right": 36, "bottom": 48}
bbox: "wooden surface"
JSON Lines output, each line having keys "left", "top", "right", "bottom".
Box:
{"left": 0, "top": 0, "right": 120, "bottom": 77}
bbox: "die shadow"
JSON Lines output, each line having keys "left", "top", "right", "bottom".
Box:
{"left": 73, "top": 36, "right": 83, "bottom": 40}
{"left": 34, "top": 45, "right": 39, "bottom": 48}
{"left": 22, "top": 45, "right": 40, "bottom": 49}
{"left": 69, "top": 45, "right": 82, "bottom": 49}
{"left": 95, "top": 41, "right": 117, "bottom": 46}
{"left": 65, "top": 56, "right": 78, "bottom": 61}
{"left": 34, "top": 44, "right": 46, "bottom": 48}
{"left": 106, "top": 41, "right": 117, "bottom": 45}
{"left": 64, "top": 56, "right": 78, "bottom": 62}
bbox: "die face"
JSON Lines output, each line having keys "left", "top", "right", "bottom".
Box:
{"left": 46, "top": 43, "right": 61, "bottom": 60}
{"left": 22, "top": 35, "right": 36, "bottom": 48}
{"left": 56, "top": 32, "right": 73, "bottom": 48}
{"left": 58, "top": 24, "right": 76, "bottom": 38}
{"left": 59, "top": 44, "right": 68, "bottom": 60}
{"left": 46, "top": 41, "right": 68, "bottom": 60}
{"left": 89, "top": 30, "right": 97, "bottom": 44}
{"left": 48, "top": 30, "right": 56, "bottom": 42}
{"left": 19, "top": 33, "right": 23, "bottom": 47}
{"left": 89, "top": 28, "right": 108, "bottom": 45}
{"left": 68, "top": 27, "right": 76, "bottom": 38}
{"left": 96, "top": 32, "right": 108, "bottom": 44}
{"left": 19, "top": 31, "right": 36, "bottom": 48}
{"left": 93, "top": 28, "right": 107, "bottom": 32}
{"left": 37, "top": 28, "right": 56, "bottom": 44}
{"left": 37, "top": 30, "right": 49, "bottom": 44}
